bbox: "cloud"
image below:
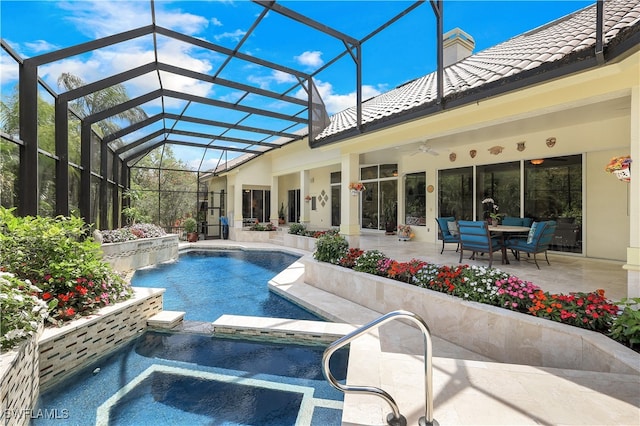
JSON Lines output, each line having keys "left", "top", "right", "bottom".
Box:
{"left": 247, "top": 69, "right": 297, "bottom": 90}
{"left": 211, "top": 18, "right": 223, "bottom": 27}
{"left": 294, "top": 51, "right": 323, "bottom": 69}
{"left": 59, "top": 1, "right": 152, "bottom": 39}
{"left": 24, "top": 40, "right": 60, "bottom": 54}
{"left": 295, "top": 79, "right": 385, "bottom": 115}
{"left": 0, "top": 51, "right": 20, "bottom": 88}
{"left": 214, "top": 29, "right": 247, "bottom": 43}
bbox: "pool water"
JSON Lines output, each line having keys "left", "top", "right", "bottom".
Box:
{"left": 131, "top": 250, "right": 321, "bottom": 321}
{"left": 33, "top": 331, "right": 348, "bottom": 425}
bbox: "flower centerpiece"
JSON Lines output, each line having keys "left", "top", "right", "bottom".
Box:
{"left": 397, "top": 224, "right": 414, "bottom": 241}
{"left": 482, "top": 198, "right": 502, "bottom": 225}
{"left": 348, "top": 182, "right": 366, "bottom": 195}
{"left": 605, "top": 155, "right": 632, "bottom": 182}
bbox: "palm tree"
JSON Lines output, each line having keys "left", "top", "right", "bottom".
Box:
{"left": 57, "top": 72, "right": 147, "bottom": 139}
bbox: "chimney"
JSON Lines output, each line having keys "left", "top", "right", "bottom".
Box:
{"left": 443, "top": 28, "right": 475, "bottom": 67}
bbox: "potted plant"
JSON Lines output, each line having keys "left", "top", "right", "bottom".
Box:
{"left": 383, "top": 199, "right": 397, "bottom": 234}
{"left": 183, "top": 217, "right": 198, "bottom": 242}
{"left": 278, "top": 203, "right": 286, "bottom": 224}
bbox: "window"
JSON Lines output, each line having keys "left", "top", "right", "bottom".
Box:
{"left": 287, "top": 189, "right": 300, "bottom": 223}
{"left": 524, "top": 155, "right": 582, "bottom": 253}
{"left": 404, "top": 172, "right": 426, "bottom": 226}
{"left": 476, "top": 161, "right": 520, "bottom": 219}
{"left": 242, "top": 189, "right": 271, "bottom": 223}
{"left": 330, "top": 172, "right": 341, "bottom": 227}
{"left": 360, "top": 164, "right": 397, "bottom": 230}
{"left": 438, "top": 167, "right": 473, "bottom": 219}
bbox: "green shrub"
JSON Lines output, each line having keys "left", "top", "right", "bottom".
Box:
{"left": 313, "top": 234, "right": 348, "bottom": 264}
{"left": 288, "top": 223, "right": 307, "bottom": 235}
{"left": 0, "top": 207, "right": 133, "bottom": 325}
{"left": 609, "top": 298, "right": 640, "bottom": 349}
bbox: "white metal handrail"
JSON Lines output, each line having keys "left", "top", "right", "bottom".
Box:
{"left": 322, "top": 310, "right": 437, "bottom": 426}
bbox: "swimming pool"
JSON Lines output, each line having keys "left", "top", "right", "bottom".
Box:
{"left": 132, "top": 250, "right": 321, "bottom": 322}
{"left": 33, "top": 330, "right": 348, "bottom": 425}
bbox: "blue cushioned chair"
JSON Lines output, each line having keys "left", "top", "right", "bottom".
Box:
{"left": 435, "top": 217, "right": 460, "bottom": 254}
{"left": 502, "top": 216, "right": 523, "bottom": 226}
{"left": 507, "top": 221, "right": 557, "bottom": 269}
{"left": 457, "top": 220, "right": 505, "bottom": 268}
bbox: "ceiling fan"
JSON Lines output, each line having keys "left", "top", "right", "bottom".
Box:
{"left": 412, "top": 143, "right": 440, "bottom": 156}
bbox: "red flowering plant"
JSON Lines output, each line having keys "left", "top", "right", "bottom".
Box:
{"left": 414, "top": 264, "right": 467, "bottom": 294}
{"left": 384, "top": 258, "right": 427, "bottom": 283}
{"left": 338, "top": 248, "right": 364, "bottom": 268}
{"left": 0, "top": 208, "right": 132, "bottom": 327}
{"left": 528, "top": 289, "right": 618, "bottom": 332}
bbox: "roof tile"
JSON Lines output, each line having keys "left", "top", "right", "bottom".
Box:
{"left": 316, "top": 0, "right": 640, "bottom": 141}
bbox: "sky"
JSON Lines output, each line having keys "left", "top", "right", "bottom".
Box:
{"left": 0, "top": 0, "right": 594, "bottom": 169}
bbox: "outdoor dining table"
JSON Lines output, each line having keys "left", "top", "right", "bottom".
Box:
{"left": 488, "top": 225, "right": 531, "bottom": 264}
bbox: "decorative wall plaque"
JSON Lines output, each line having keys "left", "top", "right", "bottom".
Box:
{"left": 488, "top": 145, "right": 504, "bottom": 155}
{"left": 469, "top": 149, "right": 477, "bottom": 158}
{"left": 517, "top": 141, "right": 526, "bottom": 151}
{"left": 546, "top": 137, "right": 557, "bottom": 148}
{"left": 449, "top": 152, "right": 457, "bottom": 162}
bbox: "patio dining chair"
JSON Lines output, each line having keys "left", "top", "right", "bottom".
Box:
{"left": 435, "top": 217, "right": 460, "bottom": 254}
{"left": 506, "top": 221, "right": 557, "bottom": 269}
{"left": 457, "top": 220, "right": 505, "bottom": 268}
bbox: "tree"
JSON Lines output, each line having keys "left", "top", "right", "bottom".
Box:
{"left": 129, "top": 146, "right": 197, "bottom": 228}
{"left": 57, "top": 73, "right": 147, "bottom": 139}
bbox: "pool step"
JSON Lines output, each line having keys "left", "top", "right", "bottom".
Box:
{"left": 147, "top": 310, "right": 186, "bottom": 329}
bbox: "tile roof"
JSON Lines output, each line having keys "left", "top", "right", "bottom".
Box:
{"left": 314, "top": 0, "right": 640, "bottom": 143}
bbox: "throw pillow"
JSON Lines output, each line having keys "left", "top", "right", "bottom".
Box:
{"left": 527, "top": 222, "right": 538, "bottom": 244}
{"left": 447, "top": 221, "right": 459, "bottom": 237}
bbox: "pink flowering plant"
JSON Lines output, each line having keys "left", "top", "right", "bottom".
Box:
{"left": 494, "top": 276, "right": 541, "bottom": 312}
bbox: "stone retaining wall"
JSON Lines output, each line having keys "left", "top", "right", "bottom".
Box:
{"left": 282, "top": 234, "right": 317, "bottom": 251}
{"left": 0, "top": 330, "right": 40, "bottom": 426}
{"left": 38, "top": 287, "right": 164, "bottom": 390}
{"left": 302, "top": 257, "right": 640, "bottom": 375}
{"left": 101, "top": 235, "right": 179, "bottom": 272}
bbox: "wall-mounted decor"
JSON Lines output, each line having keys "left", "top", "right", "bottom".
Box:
{"left": 449, "top": 152, "right": 457, "bottom": 162}
{"left": 517, "top": 141, "right": 526, "bottom": 151}
{"left": 605, "top": 155, "right": 632, "bottom": 182}
{"left": 546, "top": 137, "right": 557, "bottom": 148}
{"left": 488, "top": 145, "right": 504, "bottom": 155}
{"left": 469, "top": 149, "right": 477, "bottom": 158}
{"left": 427, "top": 185, "right": 434, "bottom": 193}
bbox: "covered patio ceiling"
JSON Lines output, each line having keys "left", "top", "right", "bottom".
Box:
{"left": 2, "top": 0, "right": 434, "bottom": 174}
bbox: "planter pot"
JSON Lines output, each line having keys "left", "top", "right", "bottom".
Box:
{"left": 613, "top": 168, "right": 631, "bottom": 182}
{"left": 101, "top": 234, "right": 179, "bottom": 273}
{"left": 186, "top": 232, "right": 198, "bottom": 242}
{"left": 222, "top": 225, "right": 229, "bottom": 240}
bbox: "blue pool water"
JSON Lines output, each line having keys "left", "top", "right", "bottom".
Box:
{"left": 131, "top": 250, "right": 321, "bottom": 321}
{"left": 33, "top": 331, "right": 348, "bottom": 425}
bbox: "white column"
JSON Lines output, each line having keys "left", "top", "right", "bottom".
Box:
{"left": 624, "top": 85, "right": 640, "bottom": 297}
{"left": 300, "top": 169, "right": 310, "bottom": 224}
{"left": 340, "top": 153, "right": 361, "bottom": 239}
{"left": 271, "top": 175, "right": 279, "bottom": 226}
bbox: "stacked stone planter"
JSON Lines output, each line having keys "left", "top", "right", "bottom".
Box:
{"left": 0, "top": 329, "right": 41, "bottom": 426}
{"left": 38, "top": 287, "right": 164, "bottom": 389}
{"left": 100, "top": 234, "right": 179, "bottom": 273}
